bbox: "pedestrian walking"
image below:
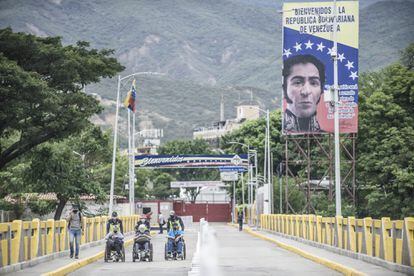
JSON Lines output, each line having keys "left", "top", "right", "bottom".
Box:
{"left": 237, "top": 209, "right": 243, "bottom": 231}
{"left": 158, "top": 212, "right": 166, "bottom": 234}
{"left": 66, "top": 204, "right": 83, "bottom": 259}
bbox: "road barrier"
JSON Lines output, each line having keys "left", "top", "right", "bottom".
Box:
{"left": 260, "top": 214, "right": 414, "bottom": 268}
{"left": 0, "top": 215, "right": 140, "bottom": 268}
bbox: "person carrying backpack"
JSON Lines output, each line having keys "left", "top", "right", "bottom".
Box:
{"left": 66, "top": 204, "right": 83, "bottom": 259}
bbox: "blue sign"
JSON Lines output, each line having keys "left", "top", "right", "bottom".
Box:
{"left": 135, "top": 154, "right": 248, "bottom": 168}
{"left": 219, "top": 166, "right": 247, "bottom": 172}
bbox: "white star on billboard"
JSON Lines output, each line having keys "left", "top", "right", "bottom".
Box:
{"left": 327, "top": 47, "right": 336, "bottom": 56}
{"left": 349, "top": 71, "right": 358, "bottom": 80}
{"left": 293, "top": 42, "right": 302, "bottom": 52}
{"left": 345, "top": 60, "right": 354, "bottom": 70}
{"left": 304, "top": 40, "right": 313, "bottom": 49}
{"left": 316, "top": 42, "right": 325, "bottom": 52}
{"left": 338, "top": 53, "right": 346, "bottom": 62}
{"left": 283, "top": 48, "right": 292, "bottom": 58}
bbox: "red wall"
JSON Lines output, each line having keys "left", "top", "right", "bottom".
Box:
{"left": 173, "top": 201, "right": 231, "bottom": 222}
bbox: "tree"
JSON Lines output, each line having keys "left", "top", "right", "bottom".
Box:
{"left": 357, "top": 44, "right": 414, "bottom": 218}
{"left": 25, "top": 125, "right": 112, "bottom": 219}
{"left": 0, "top": 28, "right": 124, "bottom": 169}
{"left": 158, "top": 139, "right": 217, "bottom": 202}
{"left": 221, "top": 110, "right": 284, "bottom": 175}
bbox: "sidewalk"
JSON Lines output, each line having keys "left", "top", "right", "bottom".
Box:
{"left": 252, "top": 227, "right": 407, "bottom": 276}
{"left": 5, "top": 232, "right": 137, "bottom": 276}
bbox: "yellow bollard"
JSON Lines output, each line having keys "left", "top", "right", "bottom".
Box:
{"left": 380, "top": 217, "right": 393, "bottom": 262}
{"left": 335, "top": 216, "right": 343, "bottom": 248}
{"left": 394, "top": 220, "right": 404, "bottom": 264}
{"left": 356, "top": 219, "right": 364, "bottom": 253}
{"left": 316, "top": 216, "right": 322, "bottom": 243}
{"left": 22, "top": 221, "right": 30, "bottom": 261}
{"left": 0, "top": 223, "right": 10, "bottom": 266}
{"left": 59, "top": 219, "right": 67, "bottom": 251}
{"left": 10, "top": 220, "right": 22, "bottom": 264}
{"left": 308, "top": 215, "right": 315, "bottom": 241}
{"left": 45, "top": 219, "right": 55, "bottom": 255}
{"left": 95, "top": 217, "right": 101, "bottom": 240}
{"left": 30, "top": 219, "right": 40, "bottom": 260}
{"left": 373, "top": 219, "right": 381, "bottom": 257}
{"left": 402, "top": 217, "right": 414, "bottom": 267}
{"left": 347, "top": 217, "right": 356, "bottom": 253}
{"left": 362, "top": 217, "right": 373, "bottom": 256}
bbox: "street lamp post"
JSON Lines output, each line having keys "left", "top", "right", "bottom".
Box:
{"left": 227, "top": 141, "right": 258, "bottom": 225}
{"left": 109, "top": 72, "right": 165, "bottom": 216}
{"left": 249, "top": 107, "right": 272, "bottom": 215}
{"left": 332, "top": 0, "right": 342, "bottom": 216}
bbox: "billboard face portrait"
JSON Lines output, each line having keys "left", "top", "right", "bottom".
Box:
{"left": 282, "top": 1, "right": 359, "bottom": 135}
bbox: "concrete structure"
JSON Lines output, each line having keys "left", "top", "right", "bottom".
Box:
{"left": 135, "top": 128, "right": 163, "bottom": 155}
{"left": 179, "top": 187, "right": 230, "bottom": 203}
{"left": 193, "top": 104, "right": 260, "bottom": 147}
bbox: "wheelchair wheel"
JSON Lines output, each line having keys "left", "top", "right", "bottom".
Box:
{"left": 164, "top": 243, "right": 168, "bottom": 260}
{"left": 104, "top": 243, "right": 109, "bottom": 262}
{"left": 183, "top": 242, "right": 186, "bottom": 260}
{"left": 121, "top": 246, "right": 126, "bottom": 262}
{"left": 149, "top": 243, "right": 153, "bottom": 262}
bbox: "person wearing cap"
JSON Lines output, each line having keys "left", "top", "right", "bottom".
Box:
{"left": 167, "top": 210, "right": 184, "bottom": 232}
{"left": 106, "top": 211, "right": 124, "bottom": 234}
{"left": 135, "top": 214, "right": 150, "bottom": 232}
{"left": 105, "top": 225, "right": 124, "bottom": 258}
{"left": 66, "top": 204, "right": 83, "bottom": 259}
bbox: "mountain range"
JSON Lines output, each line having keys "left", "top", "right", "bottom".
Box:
{"left": 1, "top": 0, "right": 413, "bottom": 142}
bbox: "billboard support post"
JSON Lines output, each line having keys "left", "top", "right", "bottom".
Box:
{"left": 333, "top": 0, "right": 342, "bottom": 217}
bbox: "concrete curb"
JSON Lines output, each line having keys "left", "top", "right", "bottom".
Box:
{"left": 0, "top": 239, "right": 106, "bottom": 275}
{"left": 228, "top": 223, "right": 365, "bottom": 276}
{"left": 42, "top": 239, "right": 134, "bottom": 276}
{"left": 42, "top": 231, "right": 156, "bottom": 276}
{"left": 260, "top": 229, "right": 414, "bottom": 275}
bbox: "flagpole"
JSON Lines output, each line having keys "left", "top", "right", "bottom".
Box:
{"left": 132, "top": 110, "right": 136, "bottom": 215}
{"left": 109, "top": 72, "right": 165, "bottom": 217}
{"left": 127, "top": 109, "right": 133, "bottom": 215}
{"left": 109, "top": 75, "right": 121, "bottom": 216}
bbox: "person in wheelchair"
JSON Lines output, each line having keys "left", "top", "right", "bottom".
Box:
{"left": 105, "top": 225, "right": 124, "bottom": 260}
{"left": 167, "top": 222, "right": 184, "bottom": 259}
{"left": 134, "top": 224, "right": 151, "bottom": 252}
{"left": 135, "top": 215, "right": 150, "bottom": 233}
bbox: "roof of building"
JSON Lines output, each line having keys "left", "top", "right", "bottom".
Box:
{"left": 3, "top": 193, "right": 126, "bottom": 203}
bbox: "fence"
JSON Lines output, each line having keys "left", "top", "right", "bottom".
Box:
{"left": 260, "top": 214, "right": 414, "bottom": 268}
{"left": 0, "top": 215, "right": 140, "bottom": 267}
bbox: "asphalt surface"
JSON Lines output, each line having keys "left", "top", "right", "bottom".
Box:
{"left": 70, "top": 229, "right": 198, "bottom": 276}
{"left": 214, "top": 224, "right": 340, "bottom": 276}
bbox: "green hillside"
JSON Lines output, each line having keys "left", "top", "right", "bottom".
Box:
{"left": 1, "top": 0, "right": 413, "bottom": 143}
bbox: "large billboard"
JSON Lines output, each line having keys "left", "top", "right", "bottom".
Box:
{"left": 282, "top": 1, "right": 359, "bottom": 135}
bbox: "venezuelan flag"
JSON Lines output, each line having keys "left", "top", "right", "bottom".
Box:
{"left": 123, "top": 79, "right": 137, "bottom": 112}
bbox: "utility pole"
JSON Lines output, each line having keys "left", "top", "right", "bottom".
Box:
{"left": 333, "top": 0, "right": 342, "bottom": 216}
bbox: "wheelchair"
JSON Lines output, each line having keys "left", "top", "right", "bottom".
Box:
{"left": 132, "top": 233, "right": 153, "bottom": 262}
{"left": 104, "top": 237, "right": 125, "bottom": 262}
{"left": 164, "top": 236, "right": 186, "bottom": 260}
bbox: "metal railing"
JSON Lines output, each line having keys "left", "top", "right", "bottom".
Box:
{"left": 259, "top": 214, "right": 414, "bottom": 267}
{"left": 0, "top": 215, "right": 140, "bottom": 267}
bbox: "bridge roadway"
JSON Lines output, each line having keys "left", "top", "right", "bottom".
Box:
{"left": 72, "top": 223, "right": 341, "bottom": 276}
{"left": 8, "top": 223, "right": 406, "bottom": 275}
